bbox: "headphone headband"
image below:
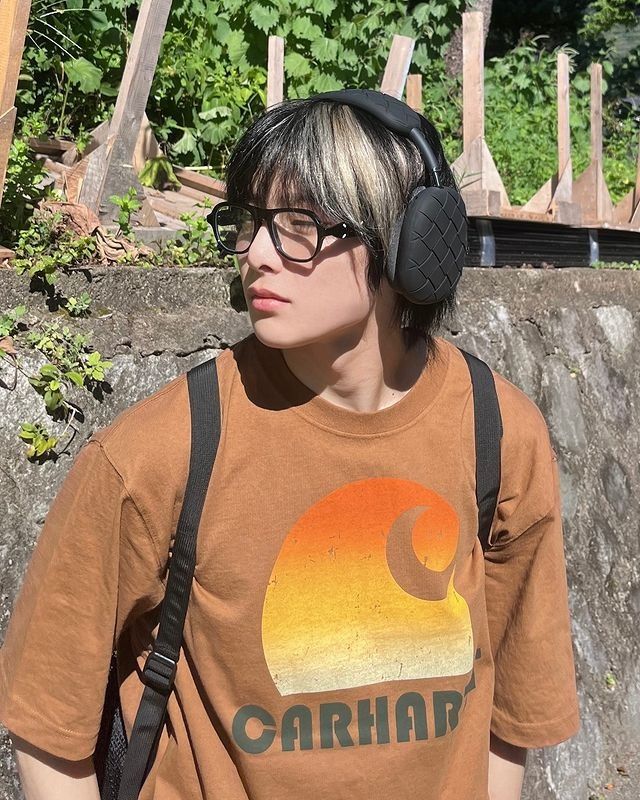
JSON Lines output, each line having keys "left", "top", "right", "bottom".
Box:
{"left": 311, "top": 88, "right": 441, "bottom": 185}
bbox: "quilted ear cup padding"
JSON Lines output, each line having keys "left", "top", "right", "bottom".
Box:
{"left": 392, "top": 187, "right": 468, "bottom": 305}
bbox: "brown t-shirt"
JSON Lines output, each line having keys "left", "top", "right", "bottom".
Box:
{"left": 0, "top": 333, "right": 580, "bottom": 800}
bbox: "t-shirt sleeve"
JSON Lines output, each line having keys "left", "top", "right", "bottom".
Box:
{"left": 0, "top": 438, "right": 163, "bottom": 760}
{"left": 484, "top": 383, "right": 580, "bottom": 749}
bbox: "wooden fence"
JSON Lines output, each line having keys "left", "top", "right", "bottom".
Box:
{"left": 1, "top": 2, "right": 639, "bottom": 248}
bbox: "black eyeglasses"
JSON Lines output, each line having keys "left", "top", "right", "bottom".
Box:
{"left": 207, "top": 201, "right": 359, "bottom": 263}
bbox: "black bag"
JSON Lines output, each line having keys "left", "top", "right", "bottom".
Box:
{"left": 93, "top": 346, "right": 502, "bottom": 799}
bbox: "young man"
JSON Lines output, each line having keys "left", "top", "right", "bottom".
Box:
{"left": 0, "top": 92, "right": 579, "bottom": 800}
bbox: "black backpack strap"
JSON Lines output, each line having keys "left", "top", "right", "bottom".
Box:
{"left": 458, "top": 348, "right": 503, "bottom": 551}
{"left": 117, "top": 356, "right": 221, "bottom": 800}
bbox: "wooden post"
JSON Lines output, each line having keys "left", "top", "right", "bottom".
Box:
{"left": 75, "top": 0, "right": 173, "bottom": 223}
{"left": 451, "top": 11, "right": 509, "bottom": 215}
{"left": 0, "top": 0, "right": 32, "bottom": 209}
{"left": 573, "top": 62, "right": 613, "bottom": 226}
{"left": 462, "top": 11, "right": 484, "bottom": 150}
{"left": 522, "top": 52, "right": 580, "bottom": 224}
{"left": 405, "top": 74, "right": 423, "bottom": 114}
{"left": 380, "top": 35, "right": 414, "bottom": 99}
{"left": 267, "top": 36, "right": 284, "bottom": 108}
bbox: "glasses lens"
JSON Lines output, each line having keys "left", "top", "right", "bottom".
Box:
{"left": 273, "top": 210, "right": 319, "bottom": 261}
{"left": 215, "top": 205, "right": 255, "bottom": 253}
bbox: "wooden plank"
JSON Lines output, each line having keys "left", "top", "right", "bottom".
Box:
{"left": 522, "top": 177, "right": 553, "bottom": 215}
{"left": 405, "top": 74, "right": 423, "bottom": 114}
{"left": 0, "top": 107, "right": 17, "bottom": 207}
{"left": 462, "top": 12, "right": 484, "bottom": 150}
{"left": 459, "top": 189, "right": 501, "bottom": 217}
{"left": 590, "top": 63, "right": 603, "bottom": 164}
{"left": 572, "top": 63, "right": 613, "bottom": 225}
{"left": 267, "top": 36, "right": 284, "bottom": 108}
{"left": 0, "top": 0, "right": 31, "bottom": 112}
{"left": 0, "top": 0, "right": 32, "bottom": 208}
{"left": 28, "top": 137, "right": 76, "bottom": 155}
{"left": 551, "top": 51, "right": 573, "bottom": 208}
{"left": 557, "top": 53, "right": 571, "bottom": 179}
{"left": 79, "top": 0, "right": 172, "bottom": 220}
{"left": 380, "top": 35, "right": 414, "bottom": 99}
{"left": 523, "top": 52, "right": 580, "bottom": 221}
{"left": 612, "top": 130, "right": 639, "bottom": 226}
{"left": 174, "top": 167, "right": 226, "bottom": 198}
{"left": 590, "top": 62, "right": 613, "bottom": 223}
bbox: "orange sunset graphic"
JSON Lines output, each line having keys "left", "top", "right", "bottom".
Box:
{"left": 262, "top": 477, "right": 474, "bottom": 696}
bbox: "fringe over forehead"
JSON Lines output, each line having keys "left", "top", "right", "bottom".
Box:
{"left": 224, "top": 98, "right": 453, "bottom": 255}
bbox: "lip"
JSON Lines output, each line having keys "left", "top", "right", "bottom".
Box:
{"left": 248, "top": 287, "right": 290, "bottom": 302}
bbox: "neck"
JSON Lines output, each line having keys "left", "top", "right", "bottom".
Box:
{"left": 280, "top": 315, "right": 429, "bottom": 415}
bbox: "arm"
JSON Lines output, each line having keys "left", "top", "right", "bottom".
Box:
{"left": 10, "top": 734, "right": 100, "bottom": 800}
{"left": 488, "top": 732, "right": 527, "bottom": 800}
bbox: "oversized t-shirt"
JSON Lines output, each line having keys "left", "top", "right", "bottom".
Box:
{"left": 0, "top": 332, "right": 580, "bottom": 800}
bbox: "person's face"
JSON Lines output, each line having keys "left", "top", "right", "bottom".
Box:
{"left": 237, "top": 187, "right": 377, "bottom": 351}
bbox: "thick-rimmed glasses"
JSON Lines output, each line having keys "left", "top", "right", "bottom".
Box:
{"left": 207, "top": 201, "right": 359, "bottom": 263}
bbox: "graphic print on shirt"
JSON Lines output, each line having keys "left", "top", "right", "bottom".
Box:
{"left": 263, "top": 477, "right": 474, "bottom": 694}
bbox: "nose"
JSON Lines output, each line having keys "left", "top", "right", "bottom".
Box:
{"left": 245, "top": 218, "right": 283, "bottom": 272}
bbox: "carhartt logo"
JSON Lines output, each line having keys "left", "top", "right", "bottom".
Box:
{"left": 231, "top": 478, "right": 478, "bottom": 754}
{"left": 262, "top": 477, "right": 473, "bottom": 694}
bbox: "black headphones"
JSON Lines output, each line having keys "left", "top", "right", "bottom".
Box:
{"left": 309, "top": 88, "right": 468, "bottom": 306}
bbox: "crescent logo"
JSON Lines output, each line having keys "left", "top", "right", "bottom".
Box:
{"left": 262, "top": 477, "right": 474, "bottom": 696}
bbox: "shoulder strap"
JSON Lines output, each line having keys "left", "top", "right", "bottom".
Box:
{"left": 117, "top": 356, "right": 221, "bottom": 800}
{"left": 457, "top": 348, "right": 503, "bottom": 552}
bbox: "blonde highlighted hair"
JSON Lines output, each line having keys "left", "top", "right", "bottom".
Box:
{"left": 225, "top": 97, "right": 459, "bottom": 355}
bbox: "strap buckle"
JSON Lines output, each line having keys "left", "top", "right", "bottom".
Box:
{"left": 142, "top": 650, "right": 177, "bottom": 695}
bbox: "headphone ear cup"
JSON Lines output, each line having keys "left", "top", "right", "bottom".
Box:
{"left": 391, "top": 186, "right": 467, "bottom": 305}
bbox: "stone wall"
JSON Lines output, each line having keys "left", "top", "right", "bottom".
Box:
{"left": 1, "top": 265, "right": 639, "bottom": 800}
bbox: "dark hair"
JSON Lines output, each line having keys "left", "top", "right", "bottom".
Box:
{"left": 225, "top": 96, "right": 459, "bottom": 356}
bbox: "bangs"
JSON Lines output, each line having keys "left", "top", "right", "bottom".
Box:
{"left": 224, "top": 100, "right": 411, "bottom": 232}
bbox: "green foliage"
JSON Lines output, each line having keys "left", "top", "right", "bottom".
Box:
{"left": 1, "top": 307, "right": 113, "bottom": 461}
{"left": 108, "top": 188, "right": 141, "bottom": 238}
{"left": 15, "top": 0, "right": 465, "bottom": 174}
{"left": 592, "top": 259, "right": 640, "bottom": 270}
{"left": 580, "top": 0, "right": 638, "bottom": 40}
{"left": 481, "top": 37, "right": 638, "bottom": 205}
{"left": 13, "top": 208, "right": 97, "bottom": 294}
{"left": 1, "top": 205, "right": 117, "bottom": 462}
{"left": 0, "top": 116, "right": 51, "bottom": 246}
{"left": 159, "top": 203, "right": 220, "bottom": 266}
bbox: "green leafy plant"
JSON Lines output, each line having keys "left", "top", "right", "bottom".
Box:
{"left": 592, "top": 259, "right": 640, "bottom": 269}
{"left": 139, "top": 156, "right": 181, "bottom": 190}
{"left": 109, "top": 187, "right": 141, "bottom": 238}
{"left": 0, "top": 116, "right": 51, "bottom": 246}
{"left": 1, "top": 307, "right": 113, "bottom": 462}
{"left": 157, "top": 202, "right": 220, "bottom": 267}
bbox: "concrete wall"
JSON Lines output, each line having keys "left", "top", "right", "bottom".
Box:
{"left": 1, "top": 265, "right": 639, "bottom": 800}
